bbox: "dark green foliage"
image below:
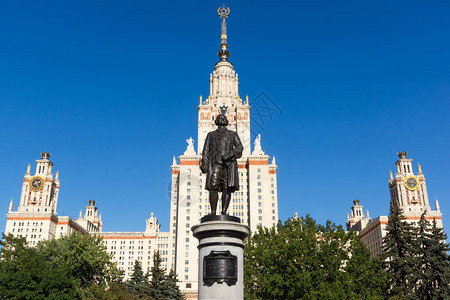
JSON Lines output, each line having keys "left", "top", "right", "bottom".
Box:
{"left": 417, "top": 212, "right": 432, "bottom": 299}
{"left": 0, "top": 232, "right": 120, "bottom": 299}
{"left": 0, "top": 232, "right": 185, "bottom": 299}
{"left": 150, "top": 251, "right": 167, "bottom": 299}
{"left": 149, "top": 251, "right": 184, "bottom": 300}
{"left": 84, "top": 282, "right": 137, "bottom": 300}
{"left": 244, "top": 216, "right": 387, "bottom": 299}
{"left": 382, "top": 204, "right": 450, "bottom": 299}
{"left": 427, "top": 220, "right": 450, "bottom": 299}
{"left": 416, "top": 216, "right": 450, "bottom": 299}
{"left": 382, "top": 204, "right": 420, "bottom": 298}
{"left": 0, "top": 233, "right": 79, "bottom": 299}
{"left": 345, "top": 232, "right": 389, "bottom": 298}
{"left": 126, "top": 260, "right": 151, "bottom": 297}
{"left": 164, "top": 268, "right": 185, "bottom": 300}
{"left": 36, "top": 232, "right": 118, "bottom": 288}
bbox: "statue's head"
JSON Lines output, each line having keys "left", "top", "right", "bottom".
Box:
{"left": 215, "top": 114, "right": 229, "bottom": 126}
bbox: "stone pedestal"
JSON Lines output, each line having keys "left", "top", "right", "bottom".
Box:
{"left": 192, "top": 216, "right": 250, "bottom": 300}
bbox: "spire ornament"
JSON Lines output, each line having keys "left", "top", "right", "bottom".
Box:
{"left": 217, "top": 5, "right": 231, "bottom": 61}
{"left": 435, "top": 198, "right": 440, "bottom": 211}
{"left": 397, "top": 151, "right": 407, "bottom": 159}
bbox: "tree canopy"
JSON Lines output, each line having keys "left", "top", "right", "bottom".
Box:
{"left": 0, "top": 234, "right": 80, "bottom": 299}
{"left": 36, "top": 232, "right": 118, "bottom": 289}
{"left": 244, "top": 215, "right": 387, "bottom": 299}
{"left": 0, "top": 233, "right": 184, "bottom": 299}
{"left": 382, "top": 205, "right": 450, "bottom": 299}
{"left": 149, "top": 251, "right": 184, "bottom": 300}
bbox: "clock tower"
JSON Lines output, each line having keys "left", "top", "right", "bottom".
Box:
{"left": 389, "top": 151, "right": 442, "bottom": 226}
{"left": 18, "top": 152, "right": 60, "bottom": 214}
{"left": 347, "top": 151, "right": 444, "bottom": 258}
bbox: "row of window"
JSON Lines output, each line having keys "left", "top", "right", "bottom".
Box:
{"left": 105, "top": 240, "right": 146, "bottom": 245}
{"left": 12, "top": 227, "right": 43, "bottom": 233}
{"left": 14, "top": 222, "right": 44, "bottom": 227}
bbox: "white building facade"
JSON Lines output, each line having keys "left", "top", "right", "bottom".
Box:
{"left": 97, "top": 213, "right": 170, "bottom": 279}
{"left": 4, "top": 153, "right": 168, "bottom": 281}
{"left": 347, "top": 151, "right": 443, "bottom": 258}
{"left": 4, "top": 152, "right": 96, "bottom": 246}
{"left": 169, "top": 9, "right": 279, "bottom": 296}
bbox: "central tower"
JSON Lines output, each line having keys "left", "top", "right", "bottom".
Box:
{"left": 169, "top": 7, "right": 278, "bottom": 295}
{"left": 197, "top": 6, "right": 251, "bottom": 156}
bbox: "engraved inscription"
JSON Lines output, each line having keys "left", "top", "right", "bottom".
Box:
{"left": 203, "top": 250, "right": 237, "bottom": 286}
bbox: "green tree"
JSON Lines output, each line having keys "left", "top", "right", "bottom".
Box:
{"left": 382, "top": 203, "right": 420, "bottom": 298}
{"left": 126, "top": 260, "right": 151, "bottom": 297}
{"left": 149, "top": 251, "right": 184, "bottom": 300}
{"left": 428, "top": 219, "right": 450, "bottom": 299}
{"left": 36, "top": 232, "right": 118, "bottom": 289}
{"left": 84, "top": 282, "right": 137, "bottom": 300}
{"left": 345, "top": 232, "right": 388, "bottom": 298}
{"left": 244, "top": 216, "right": 387, "bottom": 299}
{"left": 416, "top": 212, "right": 432, "bottom": 299}
{"left": 149, "top": 251, "right": 167, "bottom": 299}
{"left": 163, "top": 268, "right": 184, "bottom": 300}
{"left": 417, "top": 217, "right": 450, "bottom": 299}
{"left": 0, "top": 233, "right": 79, "bottom": 299}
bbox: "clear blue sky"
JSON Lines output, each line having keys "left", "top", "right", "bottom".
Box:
{"left": 1, "top": 1, "right": 449, "bottom": 233}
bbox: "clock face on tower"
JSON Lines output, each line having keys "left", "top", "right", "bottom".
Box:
{"left": 29, "top": 176, "right": 44, "bottom": 192}
{"left": 404, "top": 176, "right": 419, "bottom": 191}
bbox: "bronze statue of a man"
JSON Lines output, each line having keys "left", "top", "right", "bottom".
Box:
{"left": 201, "top": 114, "right": 243, "bottom": 215}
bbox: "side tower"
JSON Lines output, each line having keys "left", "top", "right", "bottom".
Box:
{"left": 5, "top": 153, "right": 61, "bottom": 245}
{"left": 76, "top": 200, "right": 103, "bottom": 233}
{"left": 346, "top": 199, "right": 370, "bottom": 231}
{"left": 349, "top": 151, "right": 444, "bottom": 258}
{"left": 389, "top": 151, "right": 442, "bottom": 226}
{"left": 5, "top": 153, "right": 95, "bottom": 245}
{"left": 17, "top": 152, "right": 60, "bottom": 214}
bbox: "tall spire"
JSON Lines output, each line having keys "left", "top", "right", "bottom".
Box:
{"left": 9, "top": 198, "right": 13, "bottom": 213}
{"left": 217, "top": 5, "right": 231, "bottom": 61}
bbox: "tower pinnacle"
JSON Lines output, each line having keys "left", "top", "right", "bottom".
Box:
{"left": 217, "top": 5, "right": 231, "bottom": 61}
{"left": 9, "top": 198, "right": 13, "bottom": 213}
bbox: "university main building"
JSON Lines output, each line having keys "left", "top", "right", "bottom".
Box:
{"left": 3, "top": 7, "right": 445, "bottom": 300}
{"left": 3, "top": 8, "right": 278, "bottom": 299}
